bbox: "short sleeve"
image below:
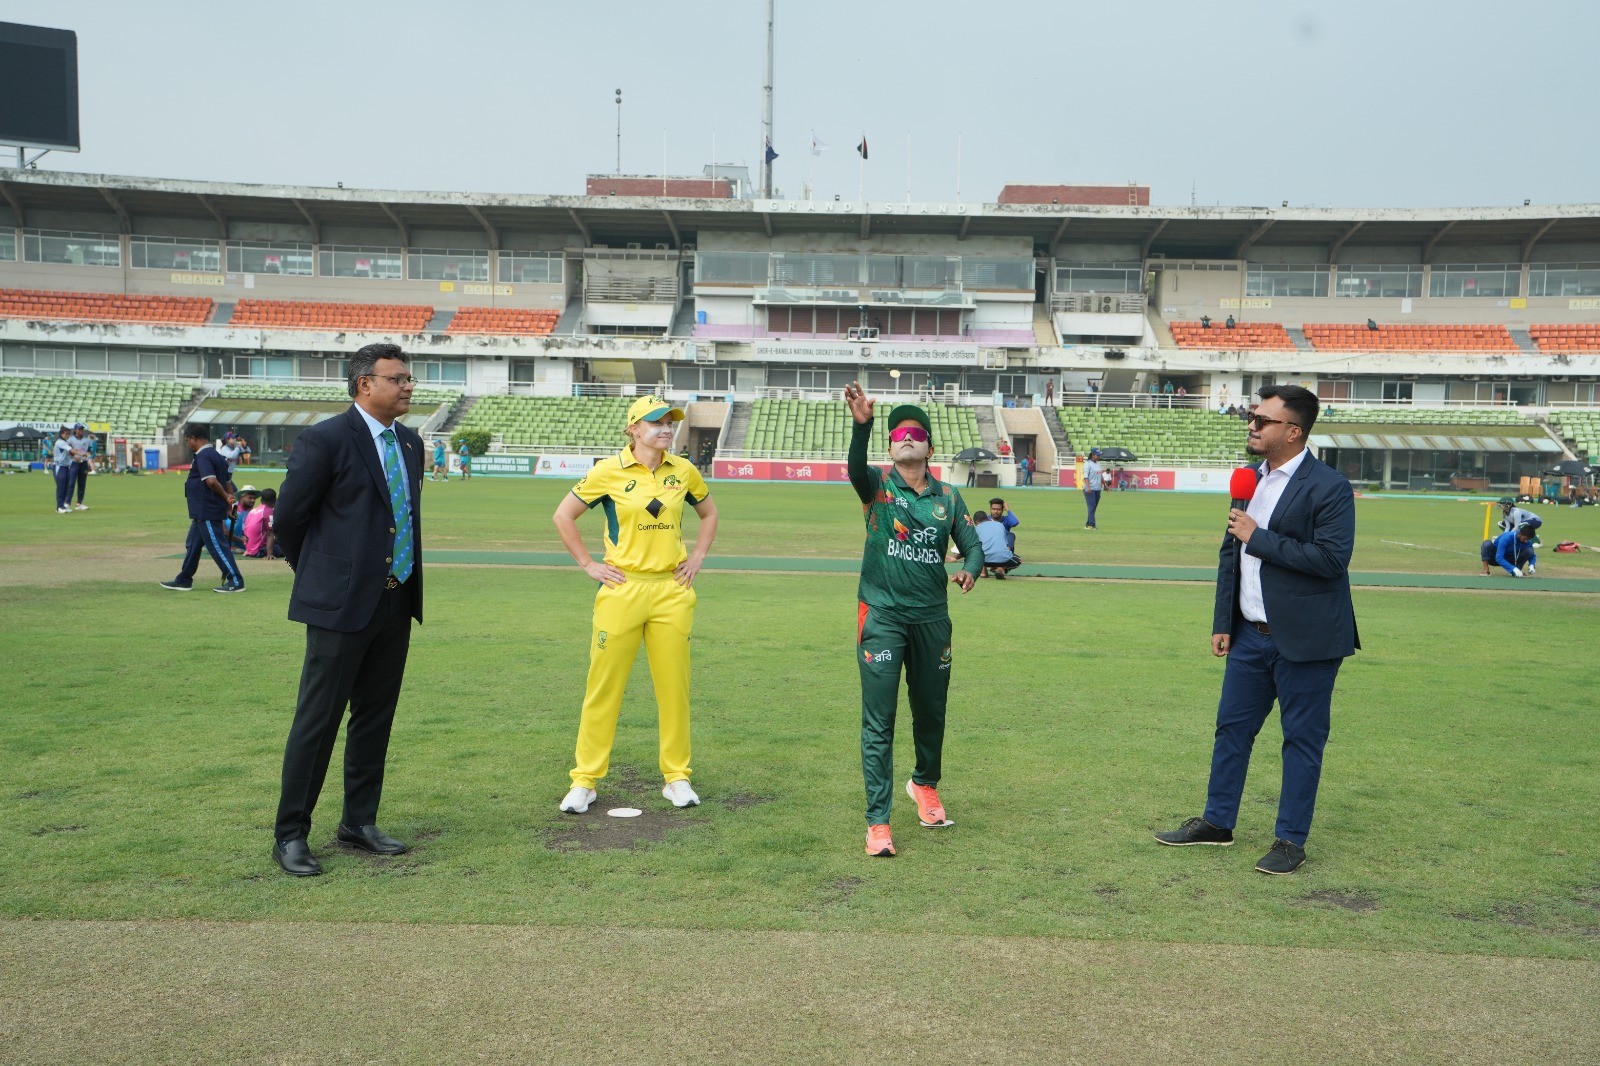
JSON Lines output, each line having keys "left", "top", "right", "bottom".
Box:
{"left": 571, "top": 465, "right": 609, "bottom": 507}
{"left": 683, "top": 463, "right": 711, "bottom": 505}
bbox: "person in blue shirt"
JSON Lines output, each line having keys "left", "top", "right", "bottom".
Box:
{"left": 1481, "top": 524, "right": 1537, "bottom": 578}
{"left": 160, "top": 423, "right": 245, "bottom": 593}
{"left": 431, "top": 438, "right": 447, "bottom": 481}
{"left": 972, "top": 510, "right": 1021, "bottom": 579}
{"left": 457, "top": 439, "right": 472, "bottom": 479}
{"left": 987, "top": 498, "right": 1019, "bottom": 551}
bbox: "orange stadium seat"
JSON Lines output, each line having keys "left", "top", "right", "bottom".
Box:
{"left": 445, "top": 307, "right": 560, "bottom": 336}
{"left": 1529, "top": 324, "right": 1600, "bottom": 352}
{"left": 229, "top": 298, "right": 433, "bottom": 333}
{"left": 1169, "top": 321, "right": 1296, "bottom": 350}
{"left": 1302, "top": 323, "right": 1518, "bottom": 352}
{"left": 0, "top": 288, "right": 213, "bottom": 325}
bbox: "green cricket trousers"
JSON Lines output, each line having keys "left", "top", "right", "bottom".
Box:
{"left": 856, "top": 601, "right": 952, "bottom": 824}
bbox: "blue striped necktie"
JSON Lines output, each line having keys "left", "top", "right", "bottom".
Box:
{"left": 381, "top": 429, "right": 414, "bottom": 583}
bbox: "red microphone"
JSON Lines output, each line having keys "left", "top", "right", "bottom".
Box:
{"left": 1229, "top": 466, "right": 1260, "bottom": 512}
{"left": 1227, "top": 466, "right": 1260, "bottom": 541}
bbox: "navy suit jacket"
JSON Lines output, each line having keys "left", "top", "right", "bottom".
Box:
{"left": 275, "top": 405, "right": 424, "bottom": 632}
{"left": 1213, "top": 451, "right": 1359, "bottom": 662}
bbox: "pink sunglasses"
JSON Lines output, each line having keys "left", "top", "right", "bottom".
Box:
{"left": 889, "top": 426, "right": 929, "bottom": 442}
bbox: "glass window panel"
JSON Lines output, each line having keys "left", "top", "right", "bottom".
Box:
{"left": 22, "top": 229, "right": 121, "bottom": 267}
{"left": 1527, "top": 263, "right": 1600, "bottom": 297}
{"left": 498, "top": 251, "right": 564, "bottom": 284}
{"left": 227, "top": 241, "right": 315, "bottom": 275}
{"left": 1335, "top": 264, "right": 1423, "bottom": 298}
{"left": 75, "top": 349, "right": 108, "bottom": 371}
{"left": 964, "top": 258, "right": 1032, "bottom": 290}
{"left": 107, "top": 349, "right": 138, "bottom": 373}
{"left": 129, "top": 235, "right": 221, "bottom": 272}
{"left": 1427, "top": 263, "right": 1520, "bottom": 298}
{"left": 0, "top": 230, "right": 15, "bottom": 261}
{"left": 408, "top": 249, "right": 490, "bottom": 282}
{"left": 1055, "top": 262, "right": 1143, "bottom": 293}
{"left": 318, "top": 245, "right": 403, "bottom": 279}
{"left": 1246, "top": 264, "right": 1330, "bottom": 297}
{"left": 695, "top": 251, "right": 766, "bottom": 284}
{"left": 1, "top": 347, "right": 33, "bottom": 368}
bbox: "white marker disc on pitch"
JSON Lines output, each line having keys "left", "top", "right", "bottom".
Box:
{"left": 607, "top": 807, "right": 642, "bottom": 818}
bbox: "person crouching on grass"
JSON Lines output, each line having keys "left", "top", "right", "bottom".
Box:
{"left": 843, "top": 382, "right": 984, "bottom": 858}
{"left": 551, "top": 396, "right": 720, "bottom": 814}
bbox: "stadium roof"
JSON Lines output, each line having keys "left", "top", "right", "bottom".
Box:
{"left": 4, "top": 169, "right": 1600, "bottom": 255}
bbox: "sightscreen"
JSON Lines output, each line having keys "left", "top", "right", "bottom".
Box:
{"left": 0, "top": 22, "right": 80, "bottom": 152}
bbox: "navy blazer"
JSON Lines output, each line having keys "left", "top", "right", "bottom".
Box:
{"left": 1213, "top": 451, "right": 1359, "bottom": 662}
{"left": 275, "top": 405, "right": 424, "bottom": 632}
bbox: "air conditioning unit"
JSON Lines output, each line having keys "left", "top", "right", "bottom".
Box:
{"left": 655, "top": 243, "right": 669, "bottom": 250}
{"left": 693, "top": 343, "right": 716, "bottom": 365}
{"left": 627, "top": 242, "right": 642, "bottom": 250}
{"left": 981, "top": 349, "right": 1008, "bottom": 370}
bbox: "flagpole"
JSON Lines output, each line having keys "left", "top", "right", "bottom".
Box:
{"left": 956, "top": 131, "right": 962, "bottom": 205}
{"left": 710, "top": 129, "right": 716, "bottom": 194}
{"left": 906, "top": 130, "right": 912, "bottom": 204}
{"left": 807, "top": 131, "right": 814, "bottom": 201}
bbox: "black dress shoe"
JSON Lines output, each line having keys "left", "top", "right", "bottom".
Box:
{"left": 336, "top": 824, "right": 409, "bottom": 855}
{"left": 273, "top": 838, "right": 322, "bottom": 877}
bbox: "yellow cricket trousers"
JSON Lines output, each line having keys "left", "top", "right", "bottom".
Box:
{"left": 570, "top": 571, "right": 696, "bottom": 789}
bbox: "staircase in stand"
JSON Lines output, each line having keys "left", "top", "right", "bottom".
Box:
{"left": 553, "top": 296, "right": 585, "bottom": 335}
{"left": 439, "top": 395, "right": 478, "bottom": 433}
{"left": 1042, "top": 404, "right": 1072, "bottom": 458}
{"left": 723, "top": 401, "right": 752, "bottom": 450}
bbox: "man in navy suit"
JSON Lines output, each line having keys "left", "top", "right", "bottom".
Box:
{"left": 1155, "top": 384, "right": 1359, "bottom": 874}
{"left": 270, "top": 342, "right": 425, "bottom": 876}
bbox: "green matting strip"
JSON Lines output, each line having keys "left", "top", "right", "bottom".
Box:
{"left": 417, "top": 551, "right": 1600, "bottom": 592}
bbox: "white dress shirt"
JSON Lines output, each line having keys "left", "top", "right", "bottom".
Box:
{"left": 1238, "top": 447, "right": 1308, "bottom": 624}
{"left": 354, "top": 404, "right": 412, "bottom": 510}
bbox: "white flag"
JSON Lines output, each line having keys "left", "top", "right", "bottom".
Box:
{"left": 810, "top": 132, "right": 828, "bottom": 156}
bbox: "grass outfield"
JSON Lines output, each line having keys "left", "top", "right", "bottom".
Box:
{"left": 2, "top": 472, "right": 1597, "bottom": 1061}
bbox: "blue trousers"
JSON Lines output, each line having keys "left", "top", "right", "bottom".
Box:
{"left": 73, "top": 462, "right": 88, "bottom": 503}
{"left": 1202, "top": 622, "right": 1342, "bottom": 846}
{"left": 177, "top": 518, "right": 244, "bottom": 587}
{"left": 1084, "top": 490, "right": 1101, "bottom": 527}
{"left": 53, "top": 466, "right": 73, "bottom": 509}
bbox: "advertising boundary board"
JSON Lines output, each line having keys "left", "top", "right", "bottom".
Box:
{"left": 713, "top": 461, "right": 946, "bottom": 483}
{"left": 1058, "top": 466, "right": 1236, "bottom": 492}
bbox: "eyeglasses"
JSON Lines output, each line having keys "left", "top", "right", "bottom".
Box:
{"left": 889, "top": 426, "right": 930, "bottom": 442}
{"left": 368, "top": 373, "right": 417, "bottom": 387}
{"left": 1247, "top": 413, "right": 1302, "bottom": 431}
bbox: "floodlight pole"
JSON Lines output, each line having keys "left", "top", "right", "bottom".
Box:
{"left": 761, "top": 0, "right": 774, "bottom": 198}
{"left": 615, "top": 89, "right": 623, "bottom": 175}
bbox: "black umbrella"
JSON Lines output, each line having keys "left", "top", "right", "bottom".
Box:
{"left": 954, "top": 447, "right": 999, "bottom": 462}
{"left": 1, "top": 426, "right": 50, "bottom": 441}
{"left": 1550, "top": 459, "right": 1594, "bottom": 477}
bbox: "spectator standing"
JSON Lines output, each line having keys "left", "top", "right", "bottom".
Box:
{"left": 988, "top": 497, "right": 1020, "bottom": 552}
{"left": 842, "top": 382, "right": 983, "bottom": 858}
{"left": 1082, "top": 448, "right": 1106, "bottom": 529}
{"left": 216, "top": 433, "right": 244, "bottom": 493}
{"left": 1163, "top": 381, "right": 1176, "bottom": 408}
{"left": 270, "top": 342, "right": 425, "bottom": 877}
{"left": 1154, "top": 385, "right": 1358, "bottom": 875}
{"left": 51, "top": 426, "right": 75, "bottom": 514}
{"left": 159, "top": 423, "right": 244, "bottom": 593}
{"left": 1044, "top": 379, "right": 1055, "bottom": 406}
{"left": 1217, "top": 384, "right": 1231, "bottom": 411}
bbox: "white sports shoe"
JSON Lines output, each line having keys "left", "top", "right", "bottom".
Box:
{"left": 662, "top": 780, "right": 700, "bottom": 808}
{"left": 74, "top": 503, "right": 88, "bottom": 510}
{"left": 559, "top": 786, "right": 596, "bottom": 813}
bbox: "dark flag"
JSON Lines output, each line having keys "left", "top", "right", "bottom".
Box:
{"left": 764, "top": 137, "right": 778, "bottom": 163}
{"left": 856, "top": 136, "right": 869, "bottom": 160}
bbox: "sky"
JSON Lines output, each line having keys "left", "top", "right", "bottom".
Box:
{"left": 3, "top": 0, "right": 1597, "bottom": 209}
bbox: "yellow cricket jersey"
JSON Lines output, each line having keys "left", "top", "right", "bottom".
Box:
{"left": 570, "top": 448, "right": 710, "bottom": 573}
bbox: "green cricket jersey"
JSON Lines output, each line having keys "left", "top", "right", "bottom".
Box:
{"left": 848, "top": 419, "right": 983, "bottom": 615}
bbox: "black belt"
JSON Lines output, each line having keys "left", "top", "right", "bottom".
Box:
{"left": 1248, "top": 620, "right": 1271, "bottom": 635}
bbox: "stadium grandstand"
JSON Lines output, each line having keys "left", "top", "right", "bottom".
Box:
{"left": 1, "top": 167, "right": 1598, "bottom": 490}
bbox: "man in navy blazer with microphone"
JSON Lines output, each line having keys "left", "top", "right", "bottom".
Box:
{"left": 1156, "top": 384, "right": 1358, "bottom": 874}
{"left": 270, "top": 342, "right": 424, "bottom": 876}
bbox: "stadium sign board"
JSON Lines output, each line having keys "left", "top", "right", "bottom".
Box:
{"left": 752, "top": 340, "right": 979, "bottom": 365}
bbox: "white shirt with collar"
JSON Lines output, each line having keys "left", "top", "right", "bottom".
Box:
{"left": 354, "top": 404, "right": 412, "bottom": 509}
{"left": 1238, "top": 446, "right": 1309, "bottom": 624}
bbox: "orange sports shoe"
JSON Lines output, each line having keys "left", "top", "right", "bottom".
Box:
{"left": 865, "top": 823, "right": 896, "bottom": 857}
{"left": 906, "top": 779, "right": 953, "bottom": 827}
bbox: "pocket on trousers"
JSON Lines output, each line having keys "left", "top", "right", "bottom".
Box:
{"left": 297, "top": 549, "right": 351, "bottom": 611}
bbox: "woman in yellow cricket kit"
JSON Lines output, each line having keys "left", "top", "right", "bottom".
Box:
{"left": 551, "top": 395, "right": 719, "bottom": 813}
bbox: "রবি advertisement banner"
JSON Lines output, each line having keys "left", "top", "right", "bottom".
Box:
{"left": 713, "top": 461, "right": 945, "bottom": 482}
{"left": 1058, "top": 468, "right": 1178, "bottom": 491}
